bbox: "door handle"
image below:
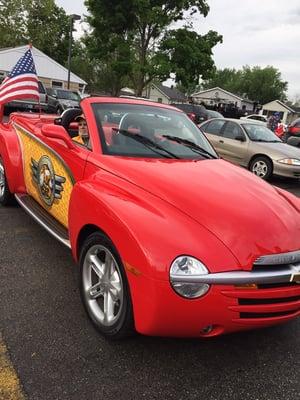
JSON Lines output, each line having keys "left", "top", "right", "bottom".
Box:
{"left": 219, "top": 140, "right": 224, "bottom": 143}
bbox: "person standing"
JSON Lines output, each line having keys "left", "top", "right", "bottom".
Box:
{"left": 267, "top": 112, "right": 280, "bottom": 132}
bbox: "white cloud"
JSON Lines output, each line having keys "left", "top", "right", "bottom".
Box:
{"left": 193, "top": 0, "right": 300, "bottom": 99}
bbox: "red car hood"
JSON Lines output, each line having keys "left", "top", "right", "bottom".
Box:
{"left": 102, "top": 157, "right": 300, "bottom": 269}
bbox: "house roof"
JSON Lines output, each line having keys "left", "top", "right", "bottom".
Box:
{"left": 0, "top": 45, "right": 87, "bottom": 85}
{"left": 192, "top": 86, "right": 254, "bottom": 103}
{"left": 154, "top": 84, "right": 186, "bottom": 102}
{"left": 262, "top": 99, "right": 295, "bottom": 113}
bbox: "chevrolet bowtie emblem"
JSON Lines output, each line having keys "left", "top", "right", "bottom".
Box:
{"left": 290, "top": 264, "right": 300, "bottom": 283}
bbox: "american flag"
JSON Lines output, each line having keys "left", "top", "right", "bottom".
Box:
{"left": 0, "top": 48, "right": 39, "bottom": 105}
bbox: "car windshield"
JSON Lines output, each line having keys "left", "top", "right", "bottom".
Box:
{"left": 242, "top": 123, "right": 281, "bottom": 142}
{"left": 55, "top": 90, "right": 80, "bottom": 101}
{"left": 92, "top": 103, "right": 218, "bottom": 159}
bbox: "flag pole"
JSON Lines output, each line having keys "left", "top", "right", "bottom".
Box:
{"left": 28, "top": 43, "right": 41, "bottom": 116}
{"left": 0, "top": 105, "right": 4, "bottom": 123}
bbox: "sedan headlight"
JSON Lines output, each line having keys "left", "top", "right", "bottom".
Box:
{"left": 278, "top": 158, "right": 300, "bottom": 166}
{"left": 170, "top": 256, "right": 210, "bottom": 299}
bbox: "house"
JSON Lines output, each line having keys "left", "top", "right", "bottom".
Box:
{"left": 261, "top": 100, "right": 297, "bottom": 125}
{"left": 191, "top": 87, "right": 254, "bottom": 111}
{"left": 143, "top": 83, "right": 187, "bottom": 104}
{"left": 0, "top": 45, "right": 87, "bottom": 92}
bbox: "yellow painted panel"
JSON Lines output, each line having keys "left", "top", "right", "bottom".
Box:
{"left": 15, "top": 125, "right": 74, "bottom": 228}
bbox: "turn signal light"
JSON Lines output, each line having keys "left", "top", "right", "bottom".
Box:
{"left": 235, "top": 283, "right": 258, "bottom": 289}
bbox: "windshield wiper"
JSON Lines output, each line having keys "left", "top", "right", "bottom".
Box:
{"left": 113, "top": 129, "right": 180, "bottom": 159}
{"left": 162, "top": 135, "right": 218, "bottom": 159}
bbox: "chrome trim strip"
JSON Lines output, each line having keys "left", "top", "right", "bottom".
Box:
{"left": 170, "top": 266, "right": 299, "bottom": 285}
{"left": 254, "top": 250, "right": 300, "bottom": 266}
{"left": 15, "top": 194, "right": 71, "bottom": 248}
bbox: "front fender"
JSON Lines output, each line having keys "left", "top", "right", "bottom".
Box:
{"left": 0, "top": 122, "right": 25, "bottom": 193}
{"left": 68, "top": 175, "right": 240, "bottom": 335}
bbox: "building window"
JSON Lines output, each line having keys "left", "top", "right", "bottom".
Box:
{"left": 52, "top": 81, "right": 63, "bottom": 88}
{"left": 79, "top": 84, "right": 84, "bottom": 91}
{"left": 157, "top": 98, "right": 162, "bottom": 103}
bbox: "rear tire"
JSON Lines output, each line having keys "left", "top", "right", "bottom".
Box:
{"left": 0, "top": 157, "right": 14, "bottom": 206}
{"left": 79, "top": 232, "right": 134, "bottom": 340}
{"left": 249, "top": 156, "right": 273, "bottom": 180}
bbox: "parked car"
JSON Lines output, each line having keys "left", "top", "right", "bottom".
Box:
{"left": 287, "top": 136, "right": 300, "bottom": 148}
{"left": 171, "top": 103, "right": 207, "bottom": 124}
{"left": 205, "top": 110, "right": 224, "bottom": 120}
{"left": 200, "top": 118, "right": 300, "bottom": 180}
{"left": 284, "top": 118, "right": 300, "bottom": 142}
{"left": 240, "top": 114, "right": 268, "bottom": 125}
{"left": 44, "top": 88, "right": 60, "bottom": 114}
{"left": 1, "top": 98, "right": 300, "bottom": 339}
{"left": 46, "top": 88, "right": 81, "bottom": 114}
{"left": 4, "top": 80, "right": 55, "bottom": 114}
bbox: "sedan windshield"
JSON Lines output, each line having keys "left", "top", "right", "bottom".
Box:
{"left": 92, "top": 103, "right": 218, "bottom": 159}
{"left": 242, "top": 123, "right": 281, "bottom": 142}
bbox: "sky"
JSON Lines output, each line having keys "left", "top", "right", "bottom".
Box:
{"left": 56, "top": 0, "right": 300, "bottom": 101}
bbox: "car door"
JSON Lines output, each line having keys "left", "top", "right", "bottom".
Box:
{"left": 201, "top": 119, "right": 226, "bottom": 154}
{"left": 218, "top": 121, "right": 249, "bottom": 165}
{"left": 15, "top": 112, "right": 90, "bottom": 229}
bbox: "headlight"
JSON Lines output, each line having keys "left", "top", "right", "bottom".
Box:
{"left": 278, "top": 158, "right": 300, "bottom": 166}
{"left": 170, "top": 256, "right": 210, "bottom": 299}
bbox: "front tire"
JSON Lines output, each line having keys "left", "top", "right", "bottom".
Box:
{"left": 249, "top": 156, "right": 273, "bottom": 180}
{"left": 79, "top": 232, "right": 134, "bottom": 340}
{"left": 0, "top": 157, "right": 14, "bottom": 206}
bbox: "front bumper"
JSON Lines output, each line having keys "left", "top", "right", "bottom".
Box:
{"left": 6, "top": 100, "right": 48, "bottom": 113}
{"left": 273, "top": 161, "right": 300, "bottom": 178}
{"left": 133, "top": 250, "right": 300, "bottom": 338}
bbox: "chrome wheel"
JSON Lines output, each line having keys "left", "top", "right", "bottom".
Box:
{"left": 0, "top": 159, "right": 5, "bottom": 198}
{"left": 82, "top": 244, "right": 124, "bottom": 327}
{"left": 252, "top": 160, "right": 268, "bottom": 178}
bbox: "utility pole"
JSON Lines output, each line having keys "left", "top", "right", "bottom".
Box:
{"left": 67, "top": 14, "right": 81, "bottom": 90}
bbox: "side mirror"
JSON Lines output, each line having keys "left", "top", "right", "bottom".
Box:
{"left": 41, "top": 124, "right": 76, "bottom": 149}
{"left": 235, "top": 135, "right": 246, "bottom": 142}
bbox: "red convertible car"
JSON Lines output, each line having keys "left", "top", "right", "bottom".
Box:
{"left": 1, "top": 97, "right": 300, "bottom": 339}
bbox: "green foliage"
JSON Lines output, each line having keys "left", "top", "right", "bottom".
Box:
{"left": 84, "top": 0, "right": 218, "bottom": 95}
{"left": 0, "top": 0, "right": 27, "bottom": 46}
{"left": 25, "top": 0, "right": 70, "bottom": 65}
{"left": 0, "top": 0, "right": 69, "bottom": 66}
{"left": 202, "top": 66, "right": 288, "bottom": 104}
{"left": 158, "top": 29, "right": 222, "bottom": 94}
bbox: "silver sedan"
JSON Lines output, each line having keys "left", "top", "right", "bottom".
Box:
{"left": 199, "top": 118, "right": 300, "bottom": 180}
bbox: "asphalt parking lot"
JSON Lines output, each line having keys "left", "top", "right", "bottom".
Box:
{"left": 0, "top": 178, "right": 300, "bottom": 400}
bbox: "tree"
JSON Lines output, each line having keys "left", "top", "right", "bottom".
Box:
{"left": 202, "top": 68, "right": 242, "bottom": 93}
{"left": 0, "top": 0, "right": 70, "bottom": 66}
{"left": 0, "top": 0, "right": 27, "bottom": 47}
{"left": 202, "top": 66, "right": 288, "bottom": 104}
{"left": 84, "top": 0, "right": 221, "bottom": 95}
{"left": 25, "top": 0, "right": 70, "bottom": 66}
{"left": 157, "top": 29, "right": 222, "bottom": 94}
{"left": 239, "top": 66, "right": 288, "bottom": 104}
